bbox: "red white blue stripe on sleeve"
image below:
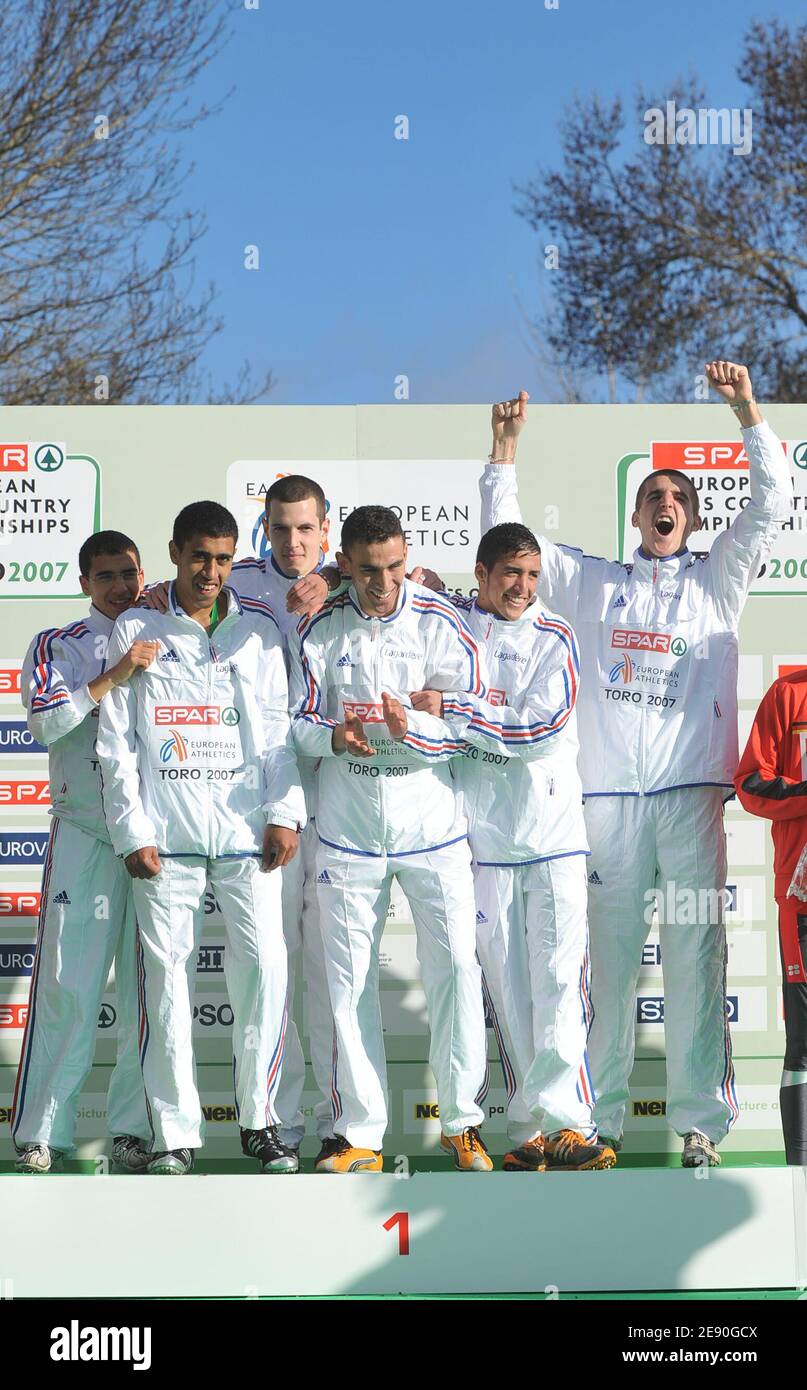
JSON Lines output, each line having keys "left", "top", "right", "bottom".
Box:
{"left": 400, "top": 728, "right": 466, "bottom": 757}
{"left": 30, "top": 622, "right": 90, "bottom": 712}
{"left": 293, "top": 596, "right": 350, "bottom": 730}
{"left": 295, "top": 651, "right": 336, "bottom": 730}
{"left": 31, "top": 668, "right": 70, "bottom": 711}
{"left": 238, "top": 594, "right": 280, "bottom": 631}
{"left": 410, "top": 593, "right": 485, "bottom": 696}
{"left": 443, "top": 616, "right": 579, "bottom": 749}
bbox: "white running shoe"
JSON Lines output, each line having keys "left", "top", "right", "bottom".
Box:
{"left": 15, "top": 1143, "right": 63, "bottom": 1174}
{"left": 681, "top": 1130, "right": 721, "bottom": 1167}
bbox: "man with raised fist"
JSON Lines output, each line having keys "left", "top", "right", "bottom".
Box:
{"left": 480, "top": 363, "right": 792, "bottom": 1166}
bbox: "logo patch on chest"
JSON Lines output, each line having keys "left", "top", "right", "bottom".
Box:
{"left": 611, "top": 628, "right": 682, "bottom": 654}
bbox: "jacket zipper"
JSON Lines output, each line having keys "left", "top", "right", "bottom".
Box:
{"left": 637, "top": 560, "right": 660, "bottom": 794}
{"left": 371, "top": 617, "right": 385, "bottom": 847}
{"left": 205, "top": 610, "right": 236, "bottom": 859}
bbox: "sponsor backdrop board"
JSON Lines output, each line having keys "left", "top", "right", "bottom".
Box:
{"left": 0, "top": 402, "right": 804, "bottom": 1161}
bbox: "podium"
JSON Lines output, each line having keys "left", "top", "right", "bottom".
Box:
{"left": 0, "top": 1166, "right": 802, "bottom": 1298}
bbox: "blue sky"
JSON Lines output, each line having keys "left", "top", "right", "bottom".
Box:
{"left": 176, "top": 0, "right": 800, "bottom": 404}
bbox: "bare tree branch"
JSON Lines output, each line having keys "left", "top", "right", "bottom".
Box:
{"left": 0, "top": 0, "right": 271, "bottom": 404}
{"left": 515, "top": 20, "right": 807, "bottom": 401}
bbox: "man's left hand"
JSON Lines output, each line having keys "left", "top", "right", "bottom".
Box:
{"left": 262, "top": 823, "right": 299, "bottom": 871}
{"left": 410, "top": 689, "right": 443, "bottom": 717}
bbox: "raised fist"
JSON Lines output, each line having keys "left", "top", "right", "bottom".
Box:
{"left": 491, "top": 391, "right": 530, "bottom": 452}
{"left": 705, "top": 361, "right": 753, "bottom": 404}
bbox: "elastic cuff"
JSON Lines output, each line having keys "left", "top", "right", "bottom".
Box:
{"left": 76, "top": 683, "right": 99, "bottom": 714}
{"left": 118, "top": 840, "right": 157, "bottom": 860}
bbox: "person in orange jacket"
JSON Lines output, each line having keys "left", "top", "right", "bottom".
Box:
{"left": 735, "top": 670, "right": 807, "bottom": 1164}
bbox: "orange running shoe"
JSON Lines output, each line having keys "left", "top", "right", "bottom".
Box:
{"left": 440, "top": 1126, "right": 493, "bottom": 1171}
{"left": 502, "top": 1135, "right": 546, "bottom": 1171}
{"left": 315, "top": 1135, "right": 383, "bottom": 1173}
{"left": 544, "top": 1129, "right": 616, "bottom": 1171}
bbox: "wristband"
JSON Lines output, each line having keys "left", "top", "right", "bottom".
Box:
{"left": 488, "top": 454, "right": 515, "bottom": 463}
{"left": 729, "top": 399, "right": 756, "bottom": 413}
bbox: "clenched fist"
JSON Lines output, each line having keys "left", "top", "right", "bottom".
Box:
{"left": 491, "top": 390, "right": 530, "bottom": 459}
{"left": 704, "top": 360, "right": 753, "bottom": 404}
{"left": 125, "top": 846, "right": 162, "bottom": 879}
{"left": 111, "top": 640, "right": 160, "bottom": 685}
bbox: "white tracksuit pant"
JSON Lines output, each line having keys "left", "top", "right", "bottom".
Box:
{"left": 316, "top": 837, "right": 487, "bottom": 1150}
{"left": 474, "top": 855, "right": 596, "bottom": 1144}
{"left": 12, "top": 817, "right": 147, "bottom": 1151}
{"left": 132, "top": 854, "right": 288, "bottom": 1150}
{"left": 584, "top": 787, "right": 738, "bottom": 1143}
{"left": 275, "top": 820, "right": 335, "bottom": 1146}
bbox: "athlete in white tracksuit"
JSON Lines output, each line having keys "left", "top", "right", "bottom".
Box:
{"left": 436, "top": 589, "right": 598, "bottom": 1151}
{"left": 231, "top": 549, "right": 335, "bottom": 1148}
{"left": 97, "top": 582, "right": 305, "bottom": 1153}
{"left": 481, "top": 369, "right": 792, "bottom": 1152}
{"left": 13, "top": 601, "right": 149, "bottom": 1157}
{"left": 288, "top": 576, "right": 490, "bottom": 1156}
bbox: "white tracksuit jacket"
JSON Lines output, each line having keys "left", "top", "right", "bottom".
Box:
{"left": 23, "top": 606, "right": 112, "bottom": 839}
{"left": 16, "top": 605, "right": 147, "bottom": 1148}
{"left": 229, "top": 548, "right": 336, "bottom": 1144}
{"left": 231, "top": 549, "right": 328, "bottom": 814}
{"left": 231, "top": 550, "right": 326, "bottom": 642}
{"left": 97, "top": 583, "right": 305, "bottom": 859}
{"left": 440, "top": 597, "right": 588, "bottom": 865}
{"left": 440, "top": 598, "right": 594, "bottom": 1142}
{"left": 288, "top": 580, "right": 485, "bottom": 857}
{"left": 480, "top": 421, "right": 793, "bottom": 796}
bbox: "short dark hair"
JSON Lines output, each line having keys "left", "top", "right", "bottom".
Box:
{"left": 476, "top": 523, "right": 541, "bottom": 571}
{"left": 635, "top": 469, "right": 700, "bottom": 517}
{"left": 340, "top": 505, "right": 404, "bottom": 555}
{"left": 79, "top": 530, "right": 141, "bottom": 578}
{"left": 172, "top": 501, "right": 238, "bottom": 550}
{"left": 265, "top": 474, "right": 327, "bottom": 523}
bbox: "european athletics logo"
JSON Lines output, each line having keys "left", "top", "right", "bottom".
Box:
{"left": 159, "top": 730, "right": 188, "bottom": 764}
{"left": 609, "top": 654, "right": 633, "bottom": 684}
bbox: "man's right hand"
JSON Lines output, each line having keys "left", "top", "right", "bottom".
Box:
{"left": 110, "top": 640, "right": 160, "bottom": 686}
{"left": 286, "top": 571, "right": 329, "bottom": 618}
{"left": 408, "top": 566, "right": 444, "bottom": 592}
{"left": 491, "top": 390, "right": 529, "bottom": 460}
{"left": 332, "top": 711, "right": 376, "bottom": 757}
{"left": 410, "top": 689, "right": 443, "bottom": 717}
{"left": 88, "top": 639, "right": 160, "bottom": 703}
{"left": 139, "top": 581, "right": 169, "bottom": 613}
{"left": 124, "top": 846, "right": 162, "bottom": 879}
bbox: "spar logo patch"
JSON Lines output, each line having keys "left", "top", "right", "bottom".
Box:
{"left": 154, "top": 706, "right": 220, "bottom": 726}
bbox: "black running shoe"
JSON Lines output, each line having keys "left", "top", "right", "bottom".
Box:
{"left": 111, "top": 1134, "right": 151, "bottom": 1173}
{"left": 147, "top": 1147, "right": 194, "bottom": 1176}
{"left": 241, "top": 1125, "right": 299, "bottom": 1173}
{"left": 314, "top": 1135, "right": 343, "bottom": 1168}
